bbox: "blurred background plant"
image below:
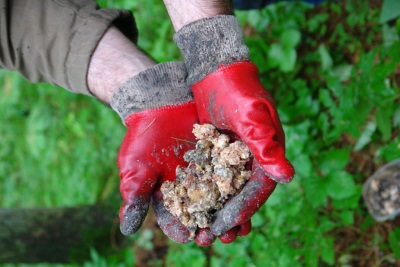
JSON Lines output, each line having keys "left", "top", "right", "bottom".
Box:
{"left": 0, "top": 0, "right": 399, "bottom": 266}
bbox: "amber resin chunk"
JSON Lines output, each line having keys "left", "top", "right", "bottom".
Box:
{"left": 161, "top": 124, "right": 252, "bottom": 239}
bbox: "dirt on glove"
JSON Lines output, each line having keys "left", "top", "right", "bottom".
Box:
{"left": 161, "top": 123, "right": 252, "bottom": 239}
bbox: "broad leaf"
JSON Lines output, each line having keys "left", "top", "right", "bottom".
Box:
{"left": 316, "top": 149, "right": 350, "bottom": 175}
{"left": 380, "top": 0, "right": 400, "bottom": 23}
{"left": 281, "top": 28, "right": 301, "bottom": 48}
{"left": 318, "top": 44, "right": 333, "bottom": 70}
{"left": 354, "top": 121, "right": 377, "bottom": 151}
{"left": 320, "top": 237, "right": 335, "bottom": 265}
{"left": 376, "top": 104, "right": 393, "bottom": 141}
{"left": 326, "top": 171, "right": 356, "bottom": 200}
{"left": 389, "top": 228, "right": 400, "bottom": 259}
{"left": 303, "top": 176, "right": 329, "bottom": 208}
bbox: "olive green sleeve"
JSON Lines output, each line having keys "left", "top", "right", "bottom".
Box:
{"left": 0, "top": 0, "right": 138, "bottom": 95}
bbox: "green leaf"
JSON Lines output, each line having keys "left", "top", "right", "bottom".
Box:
{"left": 248, "top": 234, "right": 268, "bottom": 252}
{"left": 320, "top": 237, "right": 335, "bottom": 265}
{"left": 292, "top": 154, "right": 313, "bottom": 178}
{"left": 307, "top": 13, "right": 329, "bottom": 33}
{"left": 393, "top": 105, "right": 400, "bottom": 127}
{"left": 318, "top": 44, "right": 333, "bottom": 70}
{"left": 243, "top": 10, "right": 270, "bottom": 33}
{"left": 251, "top": 212, "right": 266, "bottom": 228}
{"left": 382, "top": 24, "right": 399, "bottom": 47}
{"left": 268, "top": 43, "right": 284, "bottom": 68}
{"left": 376, "top": 104, "right": 393, "bottom": 141}
{"left": 389, "top": 228, "right": 400, "bottom": 259}
{"left": 167, "top": 243, "right": 206, "bottom": 267}
{"left": 280, "top": 48, "right": 297, "bottom": 72}
{"left": 354, "top": 121, "right": 377, "bottom": 151}
{"left": 319, "top": 88, "right": 335, "bottom": 108}
{"left": 326, "top": 171, "right": 356, "bottom": 200}
{"left": 317, "top": 149, "right": 350, "bottom": 175}
{"left": 304, "top": 240, "right": 319, "bottom": 267}
{"left": 380, "top": 0, "right": 400, "bottom": 23}
{"left": 281, "top": 29, "right": 301, "bottom": 48}
{"left": 340, "top": 210, "right": 355, "bottom": 225}
{"left": 303, "top": 176, "right": 328, "bottom": 208}
{"left": 377, "top": 137, "right": 400, "bottom": 162}
{"left": 247, "top": 37, "right": 269, "bottom": 72}
{"left": 332, "top": 185, "right": 363, "bottom": 210}
{"left": 318, "top": 113, "right": 330, "bottom": 140}
{"left": 268, "top": 44, "right": 297, "bottom": 72}
{"left": 332, "top": 64, "right": 353, "bottom": 82}
{"left": 318, "top": 217, "right": 337, "bottom": 232}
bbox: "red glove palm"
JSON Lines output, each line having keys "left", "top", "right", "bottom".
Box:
{"left": 118, "top": 102, "right": 198, "bottom": 244}
{"left": 191, "top": 61, "right": 294, "bottom": 235}
{"left": 118, "top": 100, "right": 252, "bottom": 245}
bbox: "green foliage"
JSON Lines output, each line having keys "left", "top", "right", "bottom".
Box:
{"left": 0, "top": 72, "right": 123, "bottom": 207}
{"left": 380, "top": 0, "right": 400, "bottom": 23}
{"left": 234, "top": 1, "right": 400, "bottom": 266}
{"left": 82, "top": 248, "right": 134, "bottom": 267}
{"left": 1, "top": 0, "right": 399, "bottom": 267}
{"left": 166, "top": 242, "right": 207, "bottom": 267}
{"left": 267, "top": 28, "right": 301, "bottom": 72}
{"left": 389, "top": 228, "right": 400, "bottom": 259}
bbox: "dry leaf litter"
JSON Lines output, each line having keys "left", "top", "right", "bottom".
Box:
{"left": 161, "top": 123, "right": 252, "bottom": 239}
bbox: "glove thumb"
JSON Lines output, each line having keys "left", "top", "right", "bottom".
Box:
{"left": 119, "top": 197, "right": 149, "bottom": 235}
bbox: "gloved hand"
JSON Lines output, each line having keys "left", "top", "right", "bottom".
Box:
{"left": 117, "top": 102, "right": 197, "bottom": 244}
{"left": 111, "top": 62, "right": 210, "bottom": 244}
{"left": 174, "top": 15, "right": 295, "bottom": 236}
{"left": 111, "top": 61, "right": 250, "bottom": 245}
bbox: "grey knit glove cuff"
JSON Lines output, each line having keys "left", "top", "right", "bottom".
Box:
{"left": 110, "top": 62, "right": 193, "bottom": 121}
{"left": 174, "top": 15, "right": 249, "bottom": 86}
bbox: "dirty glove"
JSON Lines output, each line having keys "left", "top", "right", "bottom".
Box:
{"left": 174, "top": 15, "right": 295, "bottom": 236}
{"left": 111, "top": 62, "right": 205, "bottom": 244}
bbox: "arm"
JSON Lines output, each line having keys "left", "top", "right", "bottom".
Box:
{"left": 0, "top": 0, "right": 213, "bottom": 245}
{"left": 163, "top": 0, "right": 233, "bottom": 31}
{"left": 0, "top": 0, "right": 138, "bottom": 96}
{"left": 87, "top": 26, "right": 155, "bottom": 103}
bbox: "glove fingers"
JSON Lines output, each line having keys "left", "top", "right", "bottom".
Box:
{"left": 120, "top": 199, "right": 149, "bottom": 235}
{"left": 238, "top": 220, "right": 251, "bottom": 237}
{"left": 119, "top": 163, "right": 157, "bottom": 236}
{"left": 191, "top": 61, "right": 294, "bottom": 183}
{"left": 234, "top": 110, "right": 294, "bottom": 183}
{"left": 219, "top": 227, "right": 239, "bottom": 244}
{"left": 151, "top": 190, "right": 192, "bottom": 244}
{"left": 195, "top": 228, "right": 217, "bottom": 246}
{"left": 210, "top": 163, "right": 276, "bottom": 236}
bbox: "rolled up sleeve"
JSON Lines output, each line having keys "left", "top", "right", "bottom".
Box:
{"left": 0, "top": 0, "right": 138, "bottom": 95}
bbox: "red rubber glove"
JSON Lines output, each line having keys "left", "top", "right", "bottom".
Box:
{"left": 113, "top": 61, "right": 251, "bottom": 245}
{"left": 118, "top": 100, "right": 253, "bottom": 245}
{"left": 118, "top": 101, "right": 242, "bottom": 245}
{"left": 192, "top": 61, "right": 294, "bottom": 235}
{"left": 118, "top": 102, "right": 198, "bottom": 244}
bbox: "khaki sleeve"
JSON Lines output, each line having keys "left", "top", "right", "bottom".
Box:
{"left": 0, "top": 0, "right": 138, "bottom": 95}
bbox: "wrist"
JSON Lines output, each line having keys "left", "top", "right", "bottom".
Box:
{"left": 163, "top": 0, "right": 234, "bottom": 31}
{"left": 87, "top": 26, "right": 156, "bottom": 104}
{"left": 111, "top": 62, "right": 194, "bottom": 121}
{"left": 174, "top": 15, "right": 249, "bottom": 85}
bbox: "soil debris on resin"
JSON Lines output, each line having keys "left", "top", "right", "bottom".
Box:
{"left": 161, "top": 123, "right": 252, "bottom": 239}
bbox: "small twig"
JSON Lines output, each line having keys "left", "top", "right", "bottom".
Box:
{"left": 171, "top": 137, "right": 196, "bottom": 144}
{"left": 139, "top": 118, "right": 156, "bottom": 136}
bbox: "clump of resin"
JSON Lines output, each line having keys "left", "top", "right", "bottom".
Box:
{"left": 161, "top": 124, "right": 252, "bottom": 239}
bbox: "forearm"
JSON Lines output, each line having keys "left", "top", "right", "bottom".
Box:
{"left": 87, "top": 26, "right": 155, "bottom": 104}
{"left": 163, "top": 0, "right": 233, "bottom": 31}
{"left": 0, "top": 0, "right": 137, "bottom": 95}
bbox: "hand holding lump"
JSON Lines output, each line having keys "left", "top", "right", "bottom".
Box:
{"left": 161, "top": 124, "right": 252, "bottom": 239}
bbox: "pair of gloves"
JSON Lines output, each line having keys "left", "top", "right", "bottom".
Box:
{"left": 111, "top": 16, "right": 294, "bottom": 246}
